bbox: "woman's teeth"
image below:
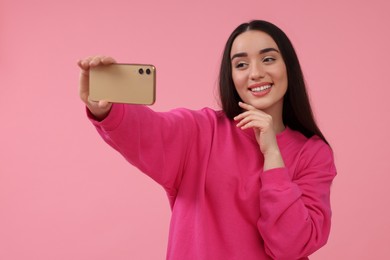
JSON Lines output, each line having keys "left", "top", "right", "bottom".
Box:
{"left": 251, "top": 84, "right": 272, "bottom": 92}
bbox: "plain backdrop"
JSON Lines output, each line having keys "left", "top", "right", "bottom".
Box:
{"left": 1, "top": 0, "right": 390, "bottom": 259}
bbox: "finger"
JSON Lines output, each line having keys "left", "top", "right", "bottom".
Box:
{"left": 234, "top": 102, "right": 265, "bottom": 121}
{"left": 90, "top": 56, "right": 103, "bottom": 66}
{"left": 78, "top": 55, "right": 115, "bottom": 71}
{"left": 89, "top": 55, "right": 117, "bottom": 67}
{"left": 234, "top": 109, "right": 267, "bottom": 122}
{"left": 236, "top": 110, "right": 273, "bottom": 128}
{"left": 101, "top": 56, "right": 117, "bottom": 65}
{"left": 238, "top": 101, "right": 256, "bottom": 111}
{"left": 98, "top": 100, "right": 112, "bottom": 109}
{"left": 78, "top": 56, "right": 94, "bottom": 70}
{"left": 236, "top": 114, "right": 265, "bottom": 128}
{"left": 235, "top": 112, "right": 254, "bottom": 126}
{"left": 239, "top": 119, "right": 268, "bottom": 130}
{"left": 234, "top": 110, "right": 254, "bottom": 121}
{"left": 77, "top": 59, "right": 83, "bottom": 69}
{"left": 240, "top": 116, "right": 273, "bottom": 131}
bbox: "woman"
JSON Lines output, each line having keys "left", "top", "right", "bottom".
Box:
{"left": 78, "top": 20, "right": 336, "bottom": 260}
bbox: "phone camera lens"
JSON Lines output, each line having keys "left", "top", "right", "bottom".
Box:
{"left": 139, "top": 68, "right": 144, "bottom": 74}
{"left": 146, "top": 68, "right": 151, "bottom": 75}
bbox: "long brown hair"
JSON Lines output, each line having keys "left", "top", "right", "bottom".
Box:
{"left": 219, "top": 20, "right": 328, "bottom": 144}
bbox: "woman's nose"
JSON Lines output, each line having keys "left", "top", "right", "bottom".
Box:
{"left": 250, "top": 63, "right": 265, "bottom": 80}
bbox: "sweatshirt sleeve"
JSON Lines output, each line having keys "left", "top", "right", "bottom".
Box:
{"left": 88, "top": 104, "right": 196, "bottom": 195}
{"left": 257, "top": 137, "right": 337, "bottom": 259}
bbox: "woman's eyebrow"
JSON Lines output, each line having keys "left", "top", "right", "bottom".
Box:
{"left": 231, "top": 47, "right": 280, "bottom": 60}
{"left": 231, "top": 52, "right": 247, "bottom": 60}
{"left": 259, "top": 47, "right": 279, "bottom": 54}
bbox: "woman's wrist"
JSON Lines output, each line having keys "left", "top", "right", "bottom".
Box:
{"left": 263, "top": 149, "right": 285, "bottom": 171}
{"left": 87, "top": 103, "right": 112, "bottom": 121}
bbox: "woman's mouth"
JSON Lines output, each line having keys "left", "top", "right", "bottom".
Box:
{"left": 249, "top": 84, "right": 272, "bottom": 93}
{"left": 248, "top": 83, "right": 273, "bottom": 97}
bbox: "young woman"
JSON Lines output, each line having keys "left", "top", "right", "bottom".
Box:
{"left": 78, "top": 20, "right": 336, "bottom": 260}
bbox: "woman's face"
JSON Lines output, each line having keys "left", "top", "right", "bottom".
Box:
{"left": 230, "top": 30, "right": 288, "bottom": 117}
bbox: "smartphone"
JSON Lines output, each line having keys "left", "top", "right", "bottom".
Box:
{"left": 89, "top": 63, "right": 156, "bottom": 105}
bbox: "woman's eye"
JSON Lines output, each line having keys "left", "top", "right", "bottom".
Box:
{"left": 263, "top": 57, "right": 276, "bottom": 63}
{"left": 235, "top": 63, "right": 247, "bottom": 69}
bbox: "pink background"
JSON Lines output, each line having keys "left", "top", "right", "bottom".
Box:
{"left": 1, "top": 0, "right": 389, "bottom": 259}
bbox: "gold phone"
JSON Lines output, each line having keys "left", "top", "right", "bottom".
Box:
{"left": 89, "top": 63, "right": 156, "bottom": 105}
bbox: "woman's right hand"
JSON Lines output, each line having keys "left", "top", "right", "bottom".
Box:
{"left": 77, "top": 56, "right": 116, "bottom": 121}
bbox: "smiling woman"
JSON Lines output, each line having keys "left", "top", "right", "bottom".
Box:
{"left": 79, "top": 20, "right": 336, "bottom": 259}
{"left": 220, "top": 21, "right": 328, "bottom": 145}
{"left": 231, "top": 30, "right": 288, "bottom": 135}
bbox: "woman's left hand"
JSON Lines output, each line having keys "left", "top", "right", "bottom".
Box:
{"left": 234, "top": 102, "right": 285, "bottom": 170}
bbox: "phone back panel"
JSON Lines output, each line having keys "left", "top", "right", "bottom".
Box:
{"left": 89, "top": 64, "right": 156, "bottom": 105}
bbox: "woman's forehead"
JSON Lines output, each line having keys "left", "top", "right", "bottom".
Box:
{"left": 231, "top": 30, "right": 279, "bottom": 54}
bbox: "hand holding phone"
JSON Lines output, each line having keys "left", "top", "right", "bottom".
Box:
{"left": 78, "top": 56, "right": 116, "bottom": 121}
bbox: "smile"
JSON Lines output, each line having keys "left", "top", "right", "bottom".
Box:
{"left": 249, "top": 84, "right": 272, "bottom": 92}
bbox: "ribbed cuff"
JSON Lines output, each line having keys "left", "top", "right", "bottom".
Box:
{"left": 87, "top": 103, "right": 125, "bottom": 132}
{"left": 260, "top": 167, "right": 291, "bottom": 188}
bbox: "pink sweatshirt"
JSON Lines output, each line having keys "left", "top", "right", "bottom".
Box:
{"left": 89, "top": 104, "right": 336, "bottom": 260}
